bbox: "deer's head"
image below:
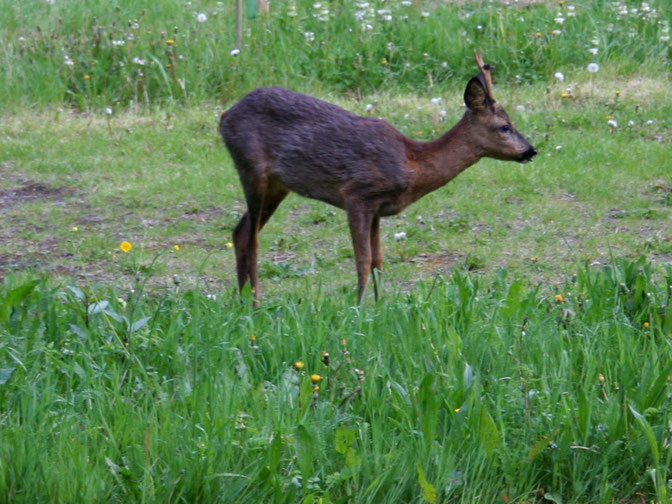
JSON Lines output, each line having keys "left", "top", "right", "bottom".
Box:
{"left": 464, "top": 54, "right": 537, "bottom": 163}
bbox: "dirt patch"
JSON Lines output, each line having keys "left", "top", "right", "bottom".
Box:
{"left": 0, "top": 182, "right": 75, "bottom": 210}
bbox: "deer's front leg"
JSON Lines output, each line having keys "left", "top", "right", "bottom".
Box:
{"left": 347, "top": 206, "right": 374, "bottom": 304}
{"left": 370, "top": 216, "right": 383, "bottom": 302}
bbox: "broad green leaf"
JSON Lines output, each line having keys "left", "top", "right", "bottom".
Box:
{"left": 0, "top": 279, "right": 39, "bottom": 325}
{"left": 335, "top": 427, "right": 356, "bottom": 455}
{"left": 345, "top": 447, "right": 361, "bottom": 469}
{"left": 294, "top": 424, "right": 315, "bottom": 485}
{"left": 474, "top": 406, "right": 502, "bottom": 456}
{"left": 130, "top": 316, "right": 151, "bottom": 332}
{"left": 629, "top": 403, "right": 660, "bottom": 466}
{"left": 416, "top": 464, "right": 437, "bottom": 503}
{"left": 0, "top": 367, "right": 15, "bottom": 385}
{"left": 419, "top": 374, "right": 438, "bottom": 447}
{"left": 269, "top": 430, "right": 282, "bottom": 475}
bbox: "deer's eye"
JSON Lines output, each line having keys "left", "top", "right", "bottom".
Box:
{"left": 499, "top": 125, "right": 512, "bottom": 133}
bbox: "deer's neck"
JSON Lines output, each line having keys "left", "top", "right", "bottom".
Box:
{"left": 404, "top": 113, "right": 481, "bottom": 206}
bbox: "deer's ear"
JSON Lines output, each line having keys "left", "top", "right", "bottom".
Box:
{"left": 464, "top": 76, "right": 491, "bottom": 113}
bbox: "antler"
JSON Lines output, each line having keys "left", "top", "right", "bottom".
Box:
{"left": 474, "top": 51, "right": 495, "bottom": 102}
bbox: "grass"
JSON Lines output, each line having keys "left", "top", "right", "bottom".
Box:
{"left": 1, "top": 74, "right": 670, "bottom": 293}
{"left": 1, "top": 259, "right": 671, "bottom": 503}
{"left": 0, "top": 0, "right": 670, "bottom": 108}
{"left": 1, "top": 0, "right": 672, "bottom": 502}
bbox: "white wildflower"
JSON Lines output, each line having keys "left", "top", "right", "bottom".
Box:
{"left": 554, "top": 71, "right": 565, "bottom": 82}
{"left": 627, "top": 120, "right": 635, "bottom": 127}
{"left": 588, "top": 47, "right": 598, "bottom": 55}
{"left": 197, "top": 12, "right": 208, "bottom": 23}
{"left": 554, "top": 16, "right": 565, "bottom": 24}
{"left": 420, "top": 11, "right": 430, "bottom": 17}
{"left": 230, "top": 48, "right": 240, "bottom": 56}
{"left": 430, "top": 97, "right": 442, "bottom": 105}
{"left": 556, "top": 145, "right": 563, "bottom": 151}
{"left": 394, "top": 232, "right": 407, "bottom": 241}
{"left": 63, "top": 55, "right": 74, "bottom": 67}
{"left": 516, "top": 105, "right": 527, "bottom": 112}
{"left": 112, "top": 39, "right": 125, "bottom": 46}
{"left": 132, "top": 56, "right": 146, "bottom": 65}
{"left": 104, "top": 107, "right": 113, "bottom": 115}
{"left": 304, "top": 31, "right": 315, "bottom": 42}
{"left": 607, "top": 119, "right": 618, "bottom": 128}
{"left": 131, "top": 22, "right": 140, "bottom": 30}
{"left": 646, "top": 119, "right": 654, "bottom": 125}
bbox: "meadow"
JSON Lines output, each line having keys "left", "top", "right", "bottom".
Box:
{"left": 1, "top": 0, "right": 672, "bottom": 502}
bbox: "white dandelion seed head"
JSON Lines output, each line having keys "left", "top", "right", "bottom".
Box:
{"left": 607, "top": 119, "right": 618, "bottom": 128}
{"left": 131, "top": 22, "right": 140, "bottom": 30}
{"left": 230, "top": 48, "right": 240, "bottom": 56}
{"left": 197, "top": 12, "right": 208, "bottom": 23}
{"left": 104, "top": 107, "right": 113, "bottom": 115}
{"left": 430, "top": 97, "right": 442, "bottom": 105}
{"left": 588, "top": 47, "right": 598, "bottom": 55}
{"left": 587, "top": 62, "right": 599, "bottom": 73}
{"left": 554, "top": 71, "right": 565, "bottom": 82}
{"left": 516, "top": 104, "right": 527, "bottom": 112}
{"left": 364, "top": 103, "right": 373, "bottom": 112}
{"left": 627, "top": 120, "right": 636, "bottom": 127}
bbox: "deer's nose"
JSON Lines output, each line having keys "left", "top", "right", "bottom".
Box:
{"left": 519, "top": 147, "right": 537, "bottom": 163}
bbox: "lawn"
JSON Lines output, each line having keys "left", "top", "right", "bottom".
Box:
{"left": 1, "top": 0, "right": 671, "bottom": 502}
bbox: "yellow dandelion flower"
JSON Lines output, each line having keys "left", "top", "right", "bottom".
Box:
{"left": 311, "top": 374, "right": 322, "bottom": 383}
{"left": 530, "top": 256, "right": 538, "bottom": 263}
{"left": 381, "top": 58, "right": 388, "bottom": 65}
{"left": 554, "top": 294, "right": 566, "bottom": 303}
{"left": 166, "top": 39, "right": 175, "bottom": 45}
{"left": 293, "top": 361, "right": 304, "bottom": 371}
{"left": 535, "top": 32, "right": 542, "bottom": 38}
{"left": 561, "top": 92, "right": 569, "bottom": 98}
{"left": 72, "top": 226, "right": 79, "bottom": 232}
{"left": 173, "top": 244, "right": 180, "bottom": 251}
{"left": 313, "top": 385, "right": 320, "bottom": 392}
{"left": 605, "top": 115, "right": 614, "bottom": 120}
{"left": 598, "top": 373, "right": 605, "bottom": 382}
{"left": 643, "top": 322, "right": 650, "bottom": 329}
{"left": 84, "top": 74, "right": 91, "bottom": 80}
{"left": 226, "top": 242, "right": 233, "bottom": 249}
{"left": 119, "top": 241, "right": 133, "bottom": 253}
{"left": 250, "top": 334, "right": 256, "bottom": 342}
{"left": 167, "top": 63, "right": 173, "bottom": 69}
{"left": 454, "top": 408, "right": 461, "bottom": 413}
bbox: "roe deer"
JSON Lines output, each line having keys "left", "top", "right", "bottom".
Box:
{"left": 219, "top": 54, "right": 536, "bottom": 303}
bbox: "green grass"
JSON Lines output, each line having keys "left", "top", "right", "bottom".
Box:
{"left": 1, "top": 258, "right": 671, "bottom": 503}
{"left": 1, "top": 0, "right": 672, "bottom": 502}
{"left": 0, "top": 0, "right": 670, "bottom": 108}
{"left": 0, "top": 75, "right": 670, "bottom": 293}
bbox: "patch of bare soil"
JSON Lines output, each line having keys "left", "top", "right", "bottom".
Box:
{"left": 0, "top": 182, "right": 75, "bottom": 210}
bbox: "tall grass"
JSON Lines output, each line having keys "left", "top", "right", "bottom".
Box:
{"left": 0, "top": 0, "right": 670, "bottom": 109}
{"left": 1, "top": 258, "right": 671, "bottom": 502}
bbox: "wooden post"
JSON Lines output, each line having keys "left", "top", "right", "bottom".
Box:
{"left": 235, "top": 0, "right": 243, "bottom": 50}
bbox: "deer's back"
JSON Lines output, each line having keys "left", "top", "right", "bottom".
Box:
{"left": 220, "top": 87, "right": 413, "bottom": 209}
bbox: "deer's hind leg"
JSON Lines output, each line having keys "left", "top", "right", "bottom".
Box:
{"left": 233, "top": 169, "right": 288, "bottom": 300}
